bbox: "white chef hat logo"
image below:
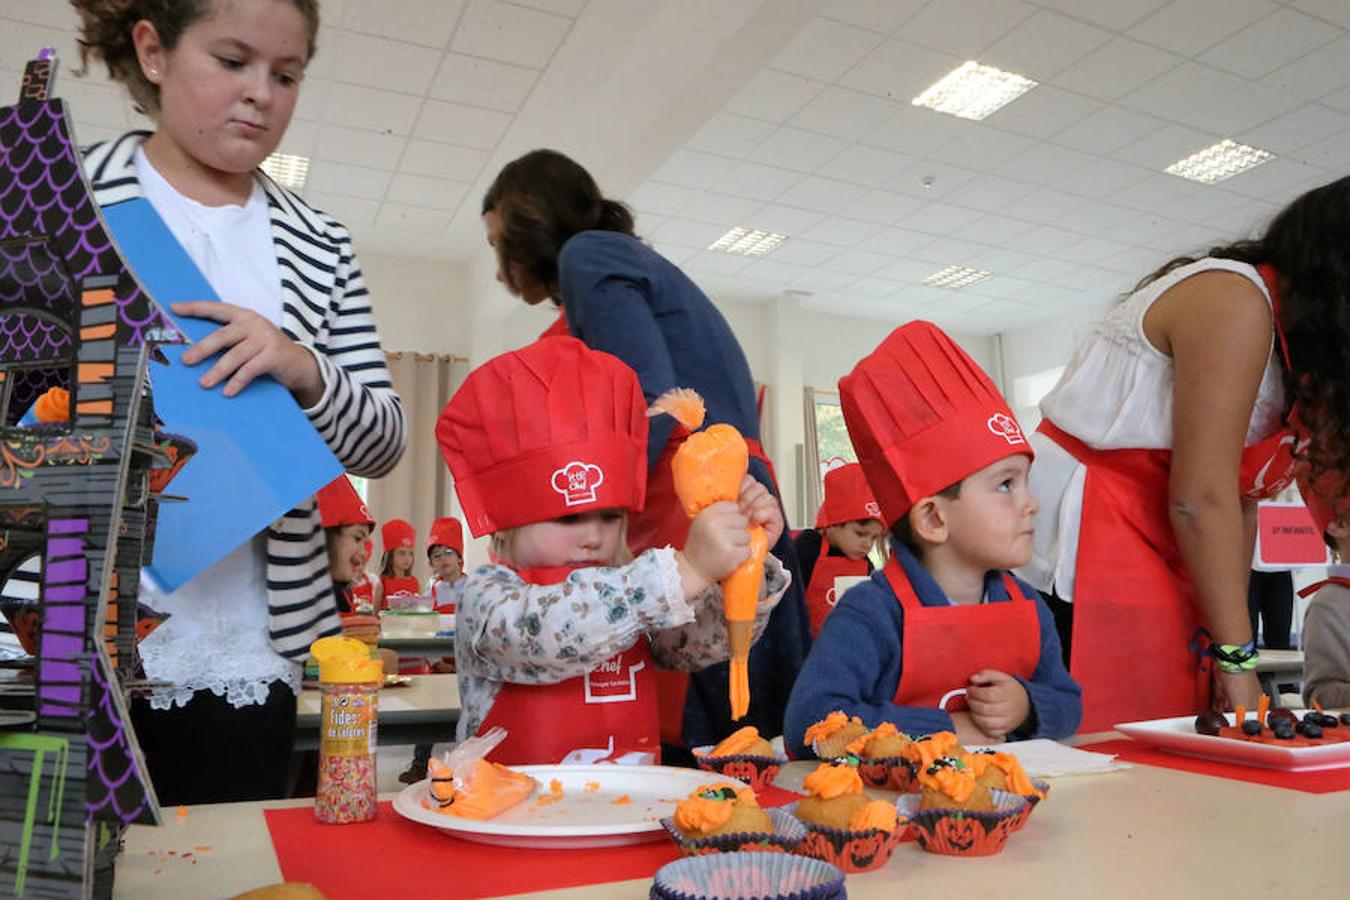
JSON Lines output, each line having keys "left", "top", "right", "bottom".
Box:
{"left": 552, "top": 460, "right": 605, "bottom": 506}
{"left": 987, "top": 413, "right": 1026, "bottom": 446}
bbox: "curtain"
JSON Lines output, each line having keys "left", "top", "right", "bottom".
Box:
{"left": 365, "top": 352, "right": 467, "bottom": 584}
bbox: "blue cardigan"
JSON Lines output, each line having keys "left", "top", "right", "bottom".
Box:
{"left": 557, "top": 230, "right": 812, "bottom": 747}
{"left": 784, "top": 544, "right": 1082, "bottom": 757}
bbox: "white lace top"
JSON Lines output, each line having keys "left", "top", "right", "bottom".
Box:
{"left": 1021, "top": 258, "right": 1286, "bottom": 601}
{"left": 134, "top": 148, "right": 299, "bottom": 709}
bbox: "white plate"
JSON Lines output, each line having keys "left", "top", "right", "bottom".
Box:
{"left": 392, "top": 764, "right": 714, "bottom": 848}
{"left": 1115, "top": 711, "right": 1350, "bottom": 772}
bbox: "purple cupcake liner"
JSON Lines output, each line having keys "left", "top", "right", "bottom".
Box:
{"left": 651, "top": 851, "right": 847, "bottom": 900}
{"left": 661, "top": 808, "right": 807, "bottom": 857}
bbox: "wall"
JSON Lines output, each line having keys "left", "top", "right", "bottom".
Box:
{"left": 998, "top": 300, "right": 1110, "bottom": 430}
{"left": 360, "top": 253, "right": 471, "bottom": 357}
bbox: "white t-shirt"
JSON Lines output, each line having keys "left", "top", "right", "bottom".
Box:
{"left": 134, "top": 148, "right": 297, "bottom": 709}
{"left": 1020, "top": 258, "right": 1286, "bottom": 601}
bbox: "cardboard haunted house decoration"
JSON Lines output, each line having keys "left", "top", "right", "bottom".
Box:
{"left": 0, "top": 52, "right": 192, "bottom": 897}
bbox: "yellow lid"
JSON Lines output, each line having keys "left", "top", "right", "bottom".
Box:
{"left": 310, "top": 636, "right": 382, "bottom": 684}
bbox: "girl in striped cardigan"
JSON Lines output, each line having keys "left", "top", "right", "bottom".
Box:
{"left": 72, "top": 0, "right": 406, "bottom": 804}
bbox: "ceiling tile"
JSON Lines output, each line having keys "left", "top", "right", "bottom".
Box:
{"left": 683, "top": 251, "right": 753, "bottom": 278}
{"left": 931, "top": 127, "right": 1036, "bottom": 170}
{"left": 796, "top": 216, "right": 884, "bottom": 247}
{"left": 1102, "top": 212, "right": 1188, "bottom": 244}
{"left": 846, "top": 276, "right": 907, "bottom": 298}
{"left": 314, "top": 30, "right": 442, "bottom": 95}
{"left": 1053, "top": 161, "right": 1153, "bottom": 200}
{"left": 451, "top": 0, "right": 571, "bottom": 68}
{"left": 739, "top": 259, "right": 816, "bottom": 284}
{"left": 1128, "top": 0, "right": 1279, "bottom": 56}
{"left": 679, "top": 191, "right": 765, "bottom": 224}
{"left": 0, "top": 0, "right": 85, "bottom": 28}
{"left": 648, "top": 217, "right": 730, "bottom": 249}
{"left": 1237, "top": 104, "right": 1350, "bottom": 156}
{"left": 629, "top": 181, "right": 703, "bottom": 216}
{"left": 1221, "top": 156, "right": 1332, "bottom": 199}
{"left": 963, "top": 246, "right": 1039, "bottom": 272}
{"left": 911, "top": 236, "right": 990, "bottom": 265}
{"left": 1292, "top": 0, "right": 1350, "bottom": 28}
{"left": 839, "top": 39, "right": 963, "bottom": 102}
{"left": 651, "top": 242, "right": 700, "bottom": 266}
{"left": 1053, "top": 105, "right": 1167, "bottom": 155}
{"left": 999, "top": 187, "right": 1089, "bottom": 225}
{"left": 339, "top": 0, "right": 465, "bottom": 47}
{"left": 821, "top": 0, "right": 928, "bottom": 34}
{"left": 400, "top": 140, "right": 490, "bottom": 182}
{"left": 883, "top": 157, "right": 980, "bottom": 199}
{"left": 1153, "top": 186, "right": 1253, "bottom": 225}
{"left": 752, "top": 126, "right": 850, "bottom": 172}
{"left": 958, "top": 215, "right": 1038, "bottom": 246}
{"left": 837, "top": 190, "right": 927, "bottom": 225}
{"left": 814, "top": 144, "right": 915, "bottom": 187}
{"left": 429, "top": 53, "right": 538, "bottom": 112}
{"left": 1114, "top": 121, "right": 1224, "bottom": 170}
{"left": 651, "top": 150, "right": 728, "bottom": 189}
{"left": 788, "top": 269, "right": 858, "bottom": 292}
{"left": 1006, "top": 224, "right": 1089, "bottom": 256}
{"left": 706, "top": 160, "right": 803, "bottom": 201}
{"left": 826, "top": 248, "right": 897, "bottom": 276}
{"left": 314, "top": 125, "right": 406, "bottom": 169}
{"left": 877, "top": 258, "right": 944, "bottom": 282}
{"left": 994, "top": 142, "right": 1096, "bottom": 186}
{"left": 744, "top": 204, "right": 826, "bottom": 235}
{"left": 1120, "top": 62, "right": 1299, "bottom": 134}
{"left": 387, "top": 173, "right": 471, "bottom": 210}
{"left": 1028, "top": 0, "right": 1171, "bottom": 30}
{"left": 773, "top": 176, "right": 870, "bottom": 214}
{"left": 770, "top": 17, "right": 884, "bottom": 82}
{"left": 985, "top": 85, "right": 1102, "bottom": 138}
{"left": 789, "top": 86, "right": 899, "bottom": 141}
{"left": 1260, "top": 33, "right": 1350, "bottom": 100}
{"left": 510, "top": 0, "right": 587, "bottom": 16}
{"left": 724, "top": 69, "right": 827, "bottom": 123}
{"left": 376, "top": 204, "right": 455, "bottom": 232}
{"left": 899, "top": 0, "right": 1037, "bottom": 58}
{"left": 305, "top": 162, "right": 392, "bottom": 200}
{"left": 764, "top": 238, "right": 844, "bottom": 267}
{"left": 1050, "top": 200, "right": 1141, "bottom": 236}
{"left": 1049, "top": 36, "right": 1183, "bottom": 101}
{"left": 324, "top": 84, "right": 423, "bottom": 135}
{"left": 981, "top": 9, "right": 1113, "bottom": 80}
{"left": 1106, "top": 173, "right": 1204, "bottom": 213}
{"left": 905, "top": 203, "right": 986, "bottom": 235}
{"left": 1199, "top": 7, "right": 1337, "bottom": 79}
{"left": 688, "top": 114, "right": 780, "bottom": 159}
{"left": 1051, "top": 236, "right": 1138, "bottom": 266}
{"left": 415, "top": 100, "right": 512, "bottom": 149}
{"left": 302, "top": 191, "right": 381, "bottom": 229}
{"left": 1294, "top": 128, "right": 1350, "bottom": 171}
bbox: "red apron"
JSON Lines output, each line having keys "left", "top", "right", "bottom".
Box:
{"left": 804, "top": 540, "right": 869, "bottom": 638}
{"left": 882, "top": 557, "right": 1040, "bottom": 711}
{"left": 635, "top": 431, "right": 779, "bottom": 745}
{"left": 1297, "top": 576, "right": 1350, "bottom": 599}
{"left": 476, "top": 565, "right": 662, "bottom": 766}
{"left": 350, "top": 576, "right": 374, "bottom": 608}
{"left": 429, "top": 576, "right": 457, "bottom": 613}
{"left": 379, "top": 575, "right": 422, "bottom": 610}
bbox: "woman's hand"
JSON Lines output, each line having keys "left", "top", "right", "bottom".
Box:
{"left": 1212, "top": 668, "right": 1263, "bottom": 712}
{"left": 173, "top": 301, "right": 323, "bottom": 406}
{"left": 736, "top": 474, "right": 784, "bottom": 548}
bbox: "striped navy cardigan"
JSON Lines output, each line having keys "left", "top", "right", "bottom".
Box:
{"left": 84, "top": 131, "right": 407, "bottom": 663}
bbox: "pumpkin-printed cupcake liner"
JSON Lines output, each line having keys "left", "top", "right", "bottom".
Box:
{"left": 660, "top": 808, "right": 807, "bottom": 857}
{"left": 856, "top": 756, "right": 918, "bottom": 793}
{"left": 897, "top": 788, "right": 1029, "bottom": 857}
{"left": 692, "top": 746, "right": 787, "bottom": 793}
{"left": 651, "top": 851, "right": 847, "bottom": 900}
{"left": 1008, "top": 778, "right": 1050, "bottom": 832}
{"left": 783, "top": 801, "right": 906, "bottom": 874}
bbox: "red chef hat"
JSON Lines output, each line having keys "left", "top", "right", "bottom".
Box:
{"left": 382, "top": 519, "right": 416, "bottom": 551}
{"left": 427, "top": 517, "right": 464, "bottom": 555}
{"left": 839, "top": 321, "right": 1032, "bottom": 527}
{"left": 316, "top": 476, "right": 374, "bottom": 529}
{"left": 436, "top": 336, "right": 648, "bottom": 537}
{"left": 815, "top": 462, "right": 883, "bottom": 529}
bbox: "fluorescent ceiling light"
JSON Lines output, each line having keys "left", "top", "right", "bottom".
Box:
{"left": 912, "top": 61, "right": 1037, "bottom": 120}
{"left": 708, "top": 227, "right": 788, "bottom": 256}
{"left": 1164, "top": 139, "right": 1273, "bottom": 184}
{"left": 922, "top": 265, "right": 991, "bottom": 289}
{"left": 261, "top": 152, "right": 310, "bottom": 190}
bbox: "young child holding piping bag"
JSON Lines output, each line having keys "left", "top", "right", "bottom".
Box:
{"left": 436, "top": 336, "right": 789, "bottom": 765}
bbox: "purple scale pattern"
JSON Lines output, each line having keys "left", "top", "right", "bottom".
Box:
{"left": 0, "top": 311, "right": 72, "bottom": 361}
{"left": 0, "top": 99, "right": 178, "bottom": 345}
{"left": 85, "top": 656, "right": 150, "bottom": 825}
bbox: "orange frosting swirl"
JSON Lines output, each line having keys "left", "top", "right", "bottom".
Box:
{"left": 706, "top": 726, "right": 763, "bottom": 757}
{"left": 804, "top": 711, "right": 861, "bottom": 745}
{"left": 846, "top": 721, "right": 900, "bottom": 755}
{"left": 803, "top": 763, "right": 863, "bottom": 800}
{"left": 918, "top": 758, "right": 976, "bottom": 803}
{"left": 849, "top": 800, "right": 898, "bottom": 833}
{"left": 673, "top": 783, "right": 756, "bottom": 835}
{"left": 969, "top": 752, "right": 1040, "bottom": 797}
{"left": 905, "top": 731, "right": 959, "bottom": 768}
{"left": 34, "top": 387, "right": 69, "bottom": 423}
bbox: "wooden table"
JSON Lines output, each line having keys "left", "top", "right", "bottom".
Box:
{"left": 294, "top": 674, "right": 459, "bottom": 749}
{"left": 115, "top": 737, "right": 1350, "bottom": 899}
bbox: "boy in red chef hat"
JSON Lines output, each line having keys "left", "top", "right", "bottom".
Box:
{"left": 785, "top": 322, "right": 1080, "bottom": 755}
{"left": 375, "top": 519, "right": 420, "bottom": 609}
{"left": 315, "top": 475, "right": 375, "bottom": 614}
{"left": 437, "top": 336, "right": 790, "bottom": 765}
{"left": 426, "top": 517, "right": 465, "bottom": 612}
{"left": 794, "top": 462, "right": 885, "bottom": 637}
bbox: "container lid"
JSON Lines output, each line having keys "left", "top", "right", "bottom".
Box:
{"left": 310, "top": 635, "right": 382, "bottom": 683}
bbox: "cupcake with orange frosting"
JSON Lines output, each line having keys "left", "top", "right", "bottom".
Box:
{"left": 661, "top": 783, "right": 805, "bottom": 856}
{"left": 965, "top": 750, "right": 1049, "bottom": 831}
{"left": 847, "top": 723, "right": 918, "bottom": 792}
{"left": 897, "top": 755, "right": 1030, "bottom": 857}
{"left": 692, "top": 726, "right": 787, "bottom": 792}
{"left": 789, "top": 758, "right": 905, "bottom": 873}
{"left": 803, "top": 711, "right": 869, "bottom": 760}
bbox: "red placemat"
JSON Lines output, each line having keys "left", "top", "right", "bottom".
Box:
{"left": 1079, "top": 740, "right": 1350, "bottom": 794}
{"left": 265, "top": 786, "right": 804, "bottom": 899}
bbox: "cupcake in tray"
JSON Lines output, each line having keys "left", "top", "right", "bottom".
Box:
{"left": 662, "top": 782, "right": 806, "bottom": 856}
{"left": 788, "top": 758, "right": 905, "bottom": 873}
{"left": 898, "top": 755, "right": 1030, "bottom": 857}
{"left": 692, "top": 726, "right": 787, "bottom": 793}
{"left": 802, "top": 711, "right": 869, "bottom": 760}
{"left": 652, "top": 851, "right": 846, "bottom": 900}
{"left": 965, "top": 749, "right": 1049, "bottom": 831}
{"left": 846, "top": 722, "right": 918, "bottom": 792}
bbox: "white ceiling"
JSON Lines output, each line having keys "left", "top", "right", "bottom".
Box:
{"left": 3, "top": 0, "right": 1349, "bottom": 334}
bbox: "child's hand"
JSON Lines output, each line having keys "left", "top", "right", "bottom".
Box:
{"left": 948, "top": 711, "right": 1003, "bottom": 747}
{"left": 677, "top": 501, "right": 752, "bottom": 596}
{"left": 736, "top": 474, "right": 784, "bottom": 548}
{"left": 174, "top": 301, "right": 324, "bottom": 405}
{"left": 966, "top": 670, "right": 1030, "bottom": 739}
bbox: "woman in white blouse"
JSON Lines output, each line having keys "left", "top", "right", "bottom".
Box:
{"left": 1024, "top": 176, "right": 1350, "bottom": 733}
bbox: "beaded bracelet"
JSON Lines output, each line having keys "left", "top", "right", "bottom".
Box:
{"left": 1211, "top": 641, "right": 1261, "bottom": 673}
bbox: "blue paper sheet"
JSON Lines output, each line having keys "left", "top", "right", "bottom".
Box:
{"left": 102, "top": 198, "right": 342, "bottom": 592}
